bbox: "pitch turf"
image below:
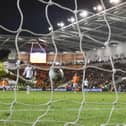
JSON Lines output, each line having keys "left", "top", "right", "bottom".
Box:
{"left": 0, "top": 91, "right": 126, "bottom": 126}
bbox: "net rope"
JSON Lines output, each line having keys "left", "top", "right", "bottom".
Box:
{"left": 0, "top": 0, "right": 126, "bottom": 126}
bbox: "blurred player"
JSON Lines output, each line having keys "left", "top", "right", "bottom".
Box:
{"left": 72, "top": 73, "right": 80, "bottom": 92}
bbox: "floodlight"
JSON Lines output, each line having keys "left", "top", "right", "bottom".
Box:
{"left": 79, "top": 10, "right": 88, "bottom": 17}
{"left": 68, "top": 17, "right": 75, "bottom": 23}
{"left": 93, "top": 7, "right": 97, "bottom": 11}
{"left": 97, "top": 5, "right": 103, "bottom": 11}
{"left": 93, "top": 5, "right": 103, "bottom": 12}
{"left": 109, "top": 0, "right": 121, "bottom": 4}
{"left": 57, "top": 22, "right": 65, "bottom": 27}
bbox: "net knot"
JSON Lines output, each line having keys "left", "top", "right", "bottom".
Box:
{"left": 73, "top": 10, "right": 78, "bottom": 14}
{"left": 113, "top": 101, "right": 117, "bottom": 105}
{"left": 48, "top": 0, "right": 53, "bottom": 5}
{"left": 112, "top": 68, "right": 116, "bottom": 74}
{"left": 104, "top": 42, "right": 109, "bottom": 47}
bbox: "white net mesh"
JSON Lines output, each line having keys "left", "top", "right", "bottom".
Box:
{"left": 0, "top": 0, "right": 126, "bottom": 126}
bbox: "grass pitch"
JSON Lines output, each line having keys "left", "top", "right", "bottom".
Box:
{"left": 0, "top": 91, "right": 126, "bottom": 126}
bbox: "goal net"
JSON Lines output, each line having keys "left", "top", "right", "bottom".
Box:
{"left": 0, "top": 0, "right": 126, "bottom": 126}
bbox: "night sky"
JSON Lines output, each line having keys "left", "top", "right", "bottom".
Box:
{"left": 0, "top": 0, "right": 100, "bottom": 34}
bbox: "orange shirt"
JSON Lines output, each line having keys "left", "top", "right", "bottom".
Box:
{"left": 72, "top": 75, "right": 80, "bottom": 84}
{"left": 0, "top": 80, "right": 8, "bottom": 87}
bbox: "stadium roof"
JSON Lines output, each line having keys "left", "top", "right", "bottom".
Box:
{"left": 0, "top": 1, "right": 126, "bottom": 53}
